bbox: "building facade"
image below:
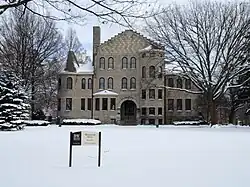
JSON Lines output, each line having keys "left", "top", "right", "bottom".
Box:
{"left": 57, "top": 26, "right": 201, "bottom": 125}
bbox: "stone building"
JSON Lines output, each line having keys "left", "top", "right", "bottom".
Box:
{"left": 57, "top": 26, "right": 201, "bottom": 125}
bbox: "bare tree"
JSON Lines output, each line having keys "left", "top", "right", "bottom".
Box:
{"left": 145, "top": 1, "right": 250, "bottom": 124}
{"left": 0, "top": 0, "right": 159, "bottom": 27}
{"left": 65, "top": 28, "right": 85, "bottom": 54}
{"left": 0, "top": 9, "right": 64, "bottom": 118}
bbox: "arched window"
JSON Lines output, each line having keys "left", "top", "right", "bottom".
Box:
{"left": 58, "top": 78, "right": 61, "bottom": 90}
{"left": 66, "top": 77, "right": 73, "bottom": 89}
{"left": 121, "top": 77, "right": 128, "bottom": 89}
{"left": 108, "top": 57, "right": 114, "bottom": 69}
{"left": 158, "top": 66, "right": 163, "bottom": 79}
{"left": 177, "top": 78, "right": 183, "bottom": 88}
{"left": 99, "top": 57, "right": 105, "bottom": 69}
{"left": 99, "top": 77, "right": 105, "bottom": 89}
{"left": 130, "top": 57, "right": 136, "bottom": 69}
{"left": 81, "top": 78, "right": 86, "bottom": 89}
{"left": 130, "top": 77, "right": 136, "bottom": 89}
{"left": 88, "top": 78, "right": 92, "bottom": 89}
{"left": 122, "top": 57, "right": 128, "bottom": 69}
{"left": 149, "top": 66, "right": 155, "bottom": 78}
{"left": 168, "top": 78, "right": 174, "bottom": 87}
{"left": 185, "top": 79, "right": 191, "bottom": 89}
{"left": 142, "top": 66, "right": 146, "bottom": 78}
{"left": 108, "top": 77, "right": 114, "bottom": 89}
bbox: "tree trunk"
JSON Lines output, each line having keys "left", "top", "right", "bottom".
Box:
{"left": 229, "top": 108, "right": 236, "bottom": 124}
{"left": 208, "top": 91, "right": 217, "bottom": 126}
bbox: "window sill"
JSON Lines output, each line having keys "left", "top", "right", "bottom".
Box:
{"left": 130, "top": 88, "right": 136, "bottom": 90}
{"left": 149, "top": 114, "right": 155, "bottom": 116}
{"left": 121, "top": 89, "right": 127, "bottom": 91}
{"left": 149, "top": 98, "right": 155, "bottom": 100}
{"left": 158, "top": 98, "right": 163, "bottom": 100}
{"left": 177, "top": 110, "right": 183, "bottom": 112}
{"left": 185, "top": 110, "right": 191, "bottom": 112}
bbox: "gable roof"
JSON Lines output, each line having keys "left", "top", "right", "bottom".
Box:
{"left": 93, "top": 90, "right": 119, "bottom": 96}
{"left": 99, "top": 29, "right": 164, "bottom": 53}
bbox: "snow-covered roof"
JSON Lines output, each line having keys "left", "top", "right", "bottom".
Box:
{"left": 139, "top": 45, "right": 165, "bottom": 53}
{"left": 164, "top": 61, "right": 183, "bottom": 75}
{"left": 93, "top": 90, "right": 119, "bottom": 96}
{"left": 62, "top": 51, "right": 93, "bottom": 74}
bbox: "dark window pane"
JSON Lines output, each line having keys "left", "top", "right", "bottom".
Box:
{"left": 102, "top": 98, "right": 108, "bottom": 110}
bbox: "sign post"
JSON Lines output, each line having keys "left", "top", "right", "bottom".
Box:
{"left": 98, "top": 131, "right": 101, "bottom": 167}
{"left": 68, "top": 131, "right": 102, "bottom": 167}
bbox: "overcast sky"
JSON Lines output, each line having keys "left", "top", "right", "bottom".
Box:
{"left": 57, "top": 0, "right": 236, "bottom": 56}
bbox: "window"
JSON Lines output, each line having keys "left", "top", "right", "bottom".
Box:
{"left": 185, "top": 99, "right": 191, "bottom": 110}
{"left": 142, "top": 66, "right": 146, "bottom": 78}
{"left": 149, "top": 89, "right": 155, "bottom": 99}
{"left": 158, "top": 89, "right": 163, "bottom": 99}
{"left": 142, "top": 89, "right": 146, "bottom": 99}
{"left": 130, "top": 57, "right": 136, "bottom": 69}
{"left": 130, "top": 77, "right": 136, "bottom": 89}
{"left": 58, "top": 78, "right": 61, "bottom": 90}
{"left": 168, "top": 78, "right": 174, "bottom": 87}
{"left": 99, "top": 77, "right": 105, "bottom": 89}
{"left": 108, "top": 77, "right": 113, "bottom": 89}
{"left": 108, "top": 57, "right": 114, "bottom": 69}
{"left": 158, "top": 107, "right": 162, "bottom": 115}
{"left": 185, "top": 79, "right": 191, "bottom": 89}
{"left": 158, "top": 119, "right": 163, "bottom": 125}
{"left": 81, "top": 78, "right": 86, "bottom": 89}
{"left": 149, "top": 119, "right": 155, "bottom": 125}
{"left": 141, "top": 107, "right": 147, "bottom": 115}
{"left": 87, "top": 98, "right": 92, "bottom": 110}
{"left": 110, "top": 98, "right": 116, "bottom": 110}
{"left": 177, "top": 78, "right": 183, "bottom": 88}
{"left": 66, "top": 98, "right": 72, "bottom": 110}
{"left": 99, "top": 57, "right": 105, "bottom": 69}
{"left": 95, "top": 98, "right": 100, "bottom": 111}
{"left": 177, "top": 99, "right": 182, "bottom": 110}
{"left": 81, "top": 98, "right": 85, "bottom": 110}
{"left": 122, "top": 57, "right": 128, "bottom": 69}
{"left": 121, "top": 77, "right": 127, "bottom": 89}
{"left": 88, "top": 78, "right": 92, "bottom": 89}
{"left": 149, "top": 66, "right": 155, "bottom": 78}
{"left": 102, "top": 98, "right": 108, "bottom": 110}
{"left": 66, "top": 77, "right": 73, "bottom": 89}
{"left": 168, "top": 99, "right": 174, "bottom": 111}
{"left": 158, "top": 66, "right": 163, "bottom": 79}
{"left": 57, "top": 98, "right": 61, "bottom": 111}
{"left": 149, "top": 107, "right": 155, "bottom": 115}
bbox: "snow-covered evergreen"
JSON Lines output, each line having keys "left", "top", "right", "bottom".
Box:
{"left": 0, "top": 70, "right": 30, "bottom": 131}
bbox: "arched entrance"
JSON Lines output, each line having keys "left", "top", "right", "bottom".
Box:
{"left": 120, "top": 100, "right": 137, "bottom": 125}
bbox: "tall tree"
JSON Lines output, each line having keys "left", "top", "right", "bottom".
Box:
{"left": 0, "top": 70, "right": 30, "bottom": 131}
{"left": 146, "top": 1, "right": 250, "bottom": 124}
{"left": 0, "top": 0, "right": 158, "bottom": 27}
{"left": 0, "top": 9, "right": 64, "bottom": 118}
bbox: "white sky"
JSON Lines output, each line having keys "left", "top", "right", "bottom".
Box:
{"left": 56, "top": 0, "right": 237, "bottom": 56}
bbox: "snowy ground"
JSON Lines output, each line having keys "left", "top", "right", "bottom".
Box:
{"left": 1, "top": 125, "right": 250, "bottom": 187}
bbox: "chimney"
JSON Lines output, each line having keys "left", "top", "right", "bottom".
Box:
{"left": 92, "top": 26, "right": 100, "bottom": 66}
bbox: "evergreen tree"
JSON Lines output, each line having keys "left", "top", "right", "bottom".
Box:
{"left": 0, "top": 70, "right": 30, "bottom": 131}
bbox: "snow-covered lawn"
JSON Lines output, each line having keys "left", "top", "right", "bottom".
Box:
{"left": 1, "top": 125, "right": 250, "bottom": 187}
